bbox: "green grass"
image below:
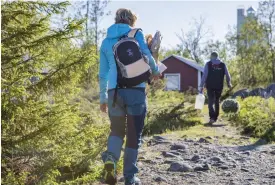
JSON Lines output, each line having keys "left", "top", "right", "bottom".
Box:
{"left": 176, "top": 125, "right": 224, "bottom": 138}
{"left": 164, "top": 124, "right": 258, "bottom": 145}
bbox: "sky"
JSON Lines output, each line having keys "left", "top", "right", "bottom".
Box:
{"left": 98, "top": 0, "right": 259, "bottom": 49}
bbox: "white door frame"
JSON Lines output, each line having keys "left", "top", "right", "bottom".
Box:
{"left": 197, "top": 70, "right": 202, "bottom": 89}
{"left": 164, "top": 73, "right": 181, "bottom": 91}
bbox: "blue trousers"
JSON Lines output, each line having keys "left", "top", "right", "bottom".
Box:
{"left": 102, "top": 88, "right": 147, "bottom": 180}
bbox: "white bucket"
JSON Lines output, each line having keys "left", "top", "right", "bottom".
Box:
{"left": 195, "top": 93, "right": 205, "bottom": 110}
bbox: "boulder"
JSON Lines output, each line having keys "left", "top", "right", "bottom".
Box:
{"left": 232, "top": 89, "right": 250, "bottom": 99}
{"left": 266, "top": 83, "right": 275, "bottom": 98}
{"left": 249, "top": 88, "right": 267, "bottom": 98}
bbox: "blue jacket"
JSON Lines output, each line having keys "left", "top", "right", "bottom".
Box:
{"left": 99, "top": 23, "right": 159, "bottom": 104}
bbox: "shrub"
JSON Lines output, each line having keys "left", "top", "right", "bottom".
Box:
{"left": 227, "top": 97, "right": 275, "bottom": 142}
{"left": 222, "top": 99, "right": 240, "bottom": 113}
{"left": 143, "top": 90, "right": 202, "bottom": 135}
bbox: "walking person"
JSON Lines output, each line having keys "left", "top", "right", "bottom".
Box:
{"left": 199, "top": 51, "right": 232, "bottom": 125}
{"left": 99, "top": 8, "right": 160, "bottom": 185}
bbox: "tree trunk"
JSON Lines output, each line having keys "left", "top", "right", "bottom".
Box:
{"left": 272, "top": 54, "right": 275, "bottom": 82}
{"left": 95, "top": 17, "right": 98, "bottom": 55}
{"left": 94, "top": 0, "right": 98, "bottom": 56}
{"left": 86, "top": 0, "right": 89, "bottom": 40}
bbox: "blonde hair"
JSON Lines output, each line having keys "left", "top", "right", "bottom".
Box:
{"left": 115, "top": 8, "right": 137, "bottom": 27}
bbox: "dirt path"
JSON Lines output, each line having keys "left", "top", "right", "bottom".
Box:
{"left": 95, "top": 107, "right": 275, "bottom": 185}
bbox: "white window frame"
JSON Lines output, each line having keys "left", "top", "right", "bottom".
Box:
{"left": 164, "top": 73, "right": 181, "bottom": 91}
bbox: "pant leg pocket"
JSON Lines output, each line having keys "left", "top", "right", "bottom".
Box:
{"left": 108, "top": 90, "right": 125, "bottom": 116}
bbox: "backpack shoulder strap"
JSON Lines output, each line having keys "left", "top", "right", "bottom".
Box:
{"left": 207, "top": 61, "right": 212, "bottom": 67}
{"left": 127, "top": 28, "right": 142, "bottom": 38}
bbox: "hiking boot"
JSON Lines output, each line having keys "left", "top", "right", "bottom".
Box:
{"left": 125, "top": 176, "right": 141, "bottom": 185}
{"left": 103, "top": 155, "right": 117, "bottom": 185}
{"left": 208, "top": 119, "right": 216, "bottom": 125}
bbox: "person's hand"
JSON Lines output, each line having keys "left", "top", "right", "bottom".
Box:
{"left": 152, "top": 74, "right": 161, "bottom": 81}
{"left": 100, "top": 103, "right": 108, "bottom": 113}
{"left": 228, "top": 83, "right": 233, "bottom": 89}
{"left": 198, "top": 86, "right": 204, "bottom": 94}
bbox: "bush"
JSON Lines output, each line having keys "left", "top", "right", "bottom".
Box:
{"left": 227, "top": 97, "right": 275, "bottom": 142}
{"left": 144, "top": 90, "right": 202, "bottom": 135}
{"left": 183, "top": 86, "right": 198, "bottom": 104}
{"left": 222, "top": 99, "right": 240, "bottom": 113}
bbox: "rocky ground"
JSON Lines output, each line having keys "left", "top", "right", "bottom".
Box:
{"left": 134, "top": 134, "right": 275, "bottom": 185}
{"left": 95, "top": 116, "right": 275, "bottom": 185}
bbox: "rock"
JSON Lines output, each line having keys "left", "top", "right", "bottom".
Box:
{"left": 154, "top": 176, "right": 168, "bottom": 183}
{"left": 241, "top": 168, "right": 249, "bottom": 172}
{"left": 218, "top": 165, "right": 229, "bottom": 170}
{"left": 226, "top": 172, "right": 232, "bottom": 177}
{"left": 205, "top": 136, "right": 213, "bottom": 139}
{"left": 254, "top": 138, "right": 268, "bottom": 145}
{"left": 164, "top": 159, "right": 177, "bottom": 164}
{"left": 143, "top": 159, "right": 156, "bottom": 164}
{"left": 236, "top": 158, "right": 246, "bottom": 163}
{"left": 184, "top": 138, "right": 195, "bottom": 142}
{"left": 193, "top": 166, "right": 204, "bottom": 172}
{"left": 194, "top": 142, "right": 200, "bottom": 146}
{"left": 210, "top": 156, "right": 223, "bottom": 162}
{"left": 182, "top": 173, "right": 196, "bottom": 178}
{"left": 169, "top": 162, "right": 193, "bottom": 172}
{"left": 177, "top": 149, "right": 187, "bottom": 153}
{"left": 212, "top": 162, "right": 223, "bottom": 167}
{"left": 138, "top": 156, "right": 146, "bottom": 160}
{"left": 260, "top": 150, "right": 269, "bottom": 154}
{"left": 156, "top": 156, "right": 162, "bottom": 160}
{"left": 153, "top": 135, "right": 167, "bottom": 141}
{"left": 204, "top": 163, "right": 211, "bottom": 170}
{"left": 232, "top": 89, "right": 250, "bottom": 99}
{"left": 194, "top": 164, "right": 210, "bottom": 171}
{"left": 227, "top": 156, "right": 236, "bottom": 162}
{"left": 229, "top": 180, "right": 237, "bottom": 185}
{"left": 157, "top": 140, "right": 172, "bottom": 144}
{"left": 241, "top": 151, "right": 251, "bottom": 155}
{"left": 266, "top": 83, "right": 275, "bottom": 98}
{"left": 199, "top": 138, "right": 211, "bottom": 143}
{"left": 141, "top": 139, "right": 146, "bottom": 144}
{"left": 191, "top": 155, "right": 201, "bottom": 162}
{"left": 162, "top": 151, "right": 178, "bottom": 158}
{"left": 170, "top": 151, "right": 181, "bottom": 156}
{"left": 246, "top": 178, "right": 254, "bottom": 181}
{"left": 248, "top": 88, "right": 265, "bottom": 97}
{"left": 270, "top": 150, "right": 275, "bottom": 155}
{"left": 171, "top": 144, "right": 188, "bottom": 150}
{"left": 139, "top": 149, "right": 145, "bottom": 154}
{"left": 119, "top": 177, "right": 125, "bottom": 182}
